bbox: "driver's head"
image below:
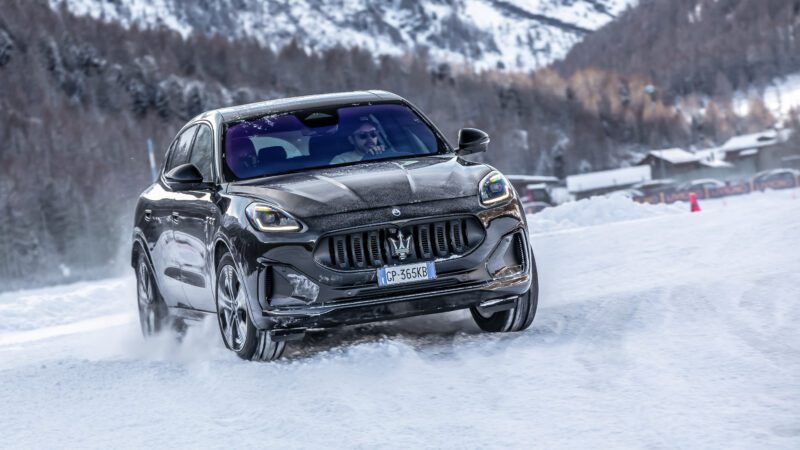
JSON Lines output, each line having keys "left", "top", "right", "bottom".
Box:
{"left": 348, "top": 122, "right": 380, "bottom": 154}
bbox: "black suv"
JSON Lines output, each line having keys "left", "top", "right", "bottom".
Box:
{"left": 132, "top": 91, "right": 538, "bottom": 361}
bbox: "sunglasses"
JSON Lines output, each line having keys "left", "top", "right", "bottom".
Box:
{"left": 355, "top": 130, "right": 378, "bottom": 140}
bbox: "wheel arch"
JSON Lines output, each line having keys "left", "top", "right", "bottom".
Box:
{"left": 131, "top": 235, "right": 166, "bottom": 300}
{"left": 213, "top": 237, "right": 233, "bottom": 275}
{"left": 211, "top": 234, "right": 266, "bottom": 330}
{"left": 131, "top": 232, "right": 151, "bottom": 269}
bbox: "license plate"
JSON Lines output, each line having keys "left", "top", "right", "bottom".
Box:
{"left": 377, "top": 261, "right": 437, "bottom": 287}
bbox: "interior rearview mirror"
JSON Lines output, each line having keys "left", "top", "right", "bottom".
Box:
{"left": 456, "top": 128, "right": 489, "bottom": 155}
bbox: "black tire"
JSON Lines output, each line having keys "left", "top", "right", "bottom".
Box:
{"left": 215, "top": 253, "right": 285, "bottom": 361}
{"left": 135, "top": 251, "right": 170, "bottom": 337}
{"left": 471, "top": 251, "right": 539, "bottom": 333}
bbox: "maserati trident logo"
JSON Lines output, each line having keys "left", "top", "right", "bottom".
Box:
{"left": 388, "top": 230, "right": 413, "bottom": 260}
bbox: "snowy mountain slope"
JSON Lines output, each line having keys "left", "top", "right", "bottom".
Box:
{"left": 48, "top": 0, "right": 636, "bottom": 71}
{"left": 734, "top": 73, "right": 800, "bottom": 120}
{"left": 2, "top": 190, "right": 799, "bottom": 447}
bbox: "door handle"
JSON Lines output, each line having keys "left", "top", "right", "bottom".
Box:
{"left": 171, "top": 212, "right": 180, "bottom": 223}
{"left": 144, "top": 209, "right": 152, "bottom": 221}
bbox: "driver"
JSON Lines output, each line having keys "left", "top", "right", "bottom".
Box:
{"left": 330, "top": 119, "right": 386, "bottom": 164}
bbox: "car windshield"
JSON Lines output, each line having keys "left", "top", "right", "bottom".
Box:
{"left": 223, "top": 103, "right": 447, "bottom": 180}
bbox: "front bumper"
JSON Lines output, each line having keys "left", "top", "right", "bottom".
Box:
{"left": 240, "top": 197, "right": 533, "bottom": 330}
{"left": 265, "top": 271, "right": 530, "bottom": 330}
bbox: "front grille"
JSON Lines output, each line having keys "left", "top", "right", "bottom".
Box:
{"left": 315, "top": 216, "right": 484, "bottom": 271}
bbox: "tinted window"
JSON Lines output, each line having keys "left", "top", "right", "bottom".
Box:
{"left": 166, "top": 125, "right": 198, "bottom": 172}
{"left": 189, "top": 124, "right": 214, "bottom": 182}
{"left": 223, "top": 103, "right": 446, "bottom": 180}
{"left": 531, "top": 189, "right": 550, "bottom": 202}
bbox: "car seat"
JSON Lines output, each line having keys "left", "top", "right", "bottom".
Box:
{"left": 227, "top": 138, "right": 258, "bottom": 178}
{"left": 258, "top": 146, "right": 288, "bottom": 168}
{"left": 308, "top": 135, "right": 345, "bottom": 165}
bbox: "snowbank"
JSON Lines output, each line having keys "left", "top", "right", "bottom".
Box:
{"left": 528, "top": 195, "right": 685, "bottom": 234}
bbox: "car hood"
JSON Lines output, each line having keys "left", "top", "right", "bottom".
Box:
{"left": 228, "top": 155, "right": 491, "bottom": 217}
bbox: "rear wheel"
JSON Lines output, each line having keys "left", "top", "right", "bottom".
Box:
{"left": 136, "top": 252, "right": 170, "bottom": 337}
{"left": 216, "top": 253, "right": 285, "bottom": 361}
{"left": 471, "top": 252, "right": 539, "bottom": 333}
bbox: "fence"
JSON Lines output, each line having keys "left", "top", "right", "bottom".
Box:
{"left": 634, "top": 174, "right": 800, "bottom": 205}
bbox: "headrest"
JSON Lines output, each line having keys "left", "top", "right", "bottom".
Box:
{"left": 226, "top": 138, "right": 257, "bottom": 177}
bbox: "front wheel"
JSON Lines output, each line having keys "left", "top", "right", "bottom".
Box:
{"left": 215, "top": 253, "right": 285, "bottom": 361}
{"left": 471, "top": 253, "right": 539, "bottom": 333}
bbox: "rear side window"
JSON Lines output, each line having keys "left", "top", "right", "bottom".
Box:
{"left": 166, "top": 125, "right": 198, "bottom": 173}
{"left": 190, "top": 124, "right": 214, "bottom": 182}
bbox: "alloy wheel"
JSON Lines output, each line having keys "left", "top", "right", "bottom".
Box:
{"left": 217, "top": 265, "right": 248, "bottom": 352}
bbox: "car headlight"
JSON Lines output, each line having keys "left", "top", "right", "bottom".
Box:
{"left": 245, "top": 203, "right": 302, "bottom": 232}
{"left": 479, "top": 171, "right": 513, "bottom": 206}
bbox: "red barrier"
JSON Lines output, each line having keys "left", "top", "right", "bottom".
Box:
{"left": 663, "top": 189, "right": 707, "bottom": 203}
{"left": 707, "top": 183, "right": 751, "bottom": 198}
{"left": 634, "top": 194, "right": 662, "bottom": 204}
{"left": 753, "top": 174, "right": 798, "bottom": 191}
{"left": 631, "top": 178, "right": 800, "bottom": 205}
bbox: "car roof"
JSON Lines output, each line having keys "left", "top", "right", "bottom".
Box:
{"left": 525, "top": 183, "right": 549, "bottom": 190}
{"left": 506, "top": 174, "right": 561, "bottom": 184}
{"left": 634, "top": 179, "right": 675, "bottom": 187}
{"left": 754, "top": 168, "right": 800, "bottom": 178}
{"left": 200, "top": 90, "right": 406, "bottom": 123}
{"left": 686, "top": 178, "right": 722, "bottom": 185}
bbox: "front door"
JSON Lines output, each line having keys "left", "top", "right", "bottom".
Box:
{"left": 160, "top": 124, "right": 198, "bottom": 308}
{"left": 173, "top": 123, "right": 219, "bottom": 311}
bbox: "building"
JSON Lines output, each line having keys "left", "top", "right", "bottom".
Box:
{"left": 506, "top": 175, "right": 562, "bottom": 205}
{"left": 639, "top": 148, "right": 734, "bottom": 181}
{"left": 566, "top": 165, "right": 651, "bottom": 199}
{"left": 637, "top": 128, "right": 795, "bottom": 182}
{"left": 719, "top": 129, "right": 794, "bottom": 173}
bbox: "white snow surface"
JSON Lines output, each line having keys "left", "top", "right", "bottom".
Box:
{"left": 528, "top": 194, "right": 685, "bottom": 234}
{"left": 646, "top": 148, "right": 702, "bottom": 164}
{"left": 1, "top": 190, "right": 799, "bottom": 448}
{"left": 47, "top": 0, "right": 637, "bottom": 72}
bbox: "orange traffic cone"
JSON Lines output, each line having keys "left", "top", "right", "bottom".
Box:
{"left": 690, "top": 192, "right": 701, "bottom": 213}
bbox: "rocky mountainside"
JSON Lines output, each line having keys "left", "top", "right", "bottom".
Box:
{"left": 48, "top": 0, "right": 636, "bottom": 71}
{"left": 558, "top": 0, "right": 800, "bottom": 98}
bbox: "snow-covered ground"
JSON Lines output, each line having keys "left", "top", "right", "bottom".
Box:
{"left": 1, "top": 190, "right": 799, "bottom": 448}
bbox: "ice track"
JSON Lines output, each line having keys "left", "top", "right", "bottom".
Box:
{"left": 1, "top": 191, "right": 799, "bottom": 448}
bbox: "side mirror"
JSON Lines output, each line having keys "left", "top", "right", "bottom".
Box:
{"left": 456, "top": 128, "right": 490, "bottom": 155}
{"left": 165, "top": 163, "right": 204, "bottom": 185}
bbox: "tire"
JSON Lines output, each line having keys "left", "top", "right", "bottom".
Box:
{"left": 135, "top": 251, "right": 170, "bottom": 337}
{"left": 215, "top": 253, "right": 285, "bottom": 361}
{"left": 471, "top": 251, "right": 539, "bottom": 333}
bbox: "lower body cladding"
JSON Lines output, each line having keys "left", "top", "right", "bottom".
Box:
{"left": 247, "top": 202, "right": 532, "bottom": 340}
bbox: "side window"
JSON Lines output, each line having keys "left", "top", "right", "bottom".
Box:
{"left": 189, "top": 124, "right": 214, "bottom": 182}
{"left": 165, "top": 125, "right": 198, "bottom": 173}
{"left": 161, "top": 140, "right": 176, "bottom": 172}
